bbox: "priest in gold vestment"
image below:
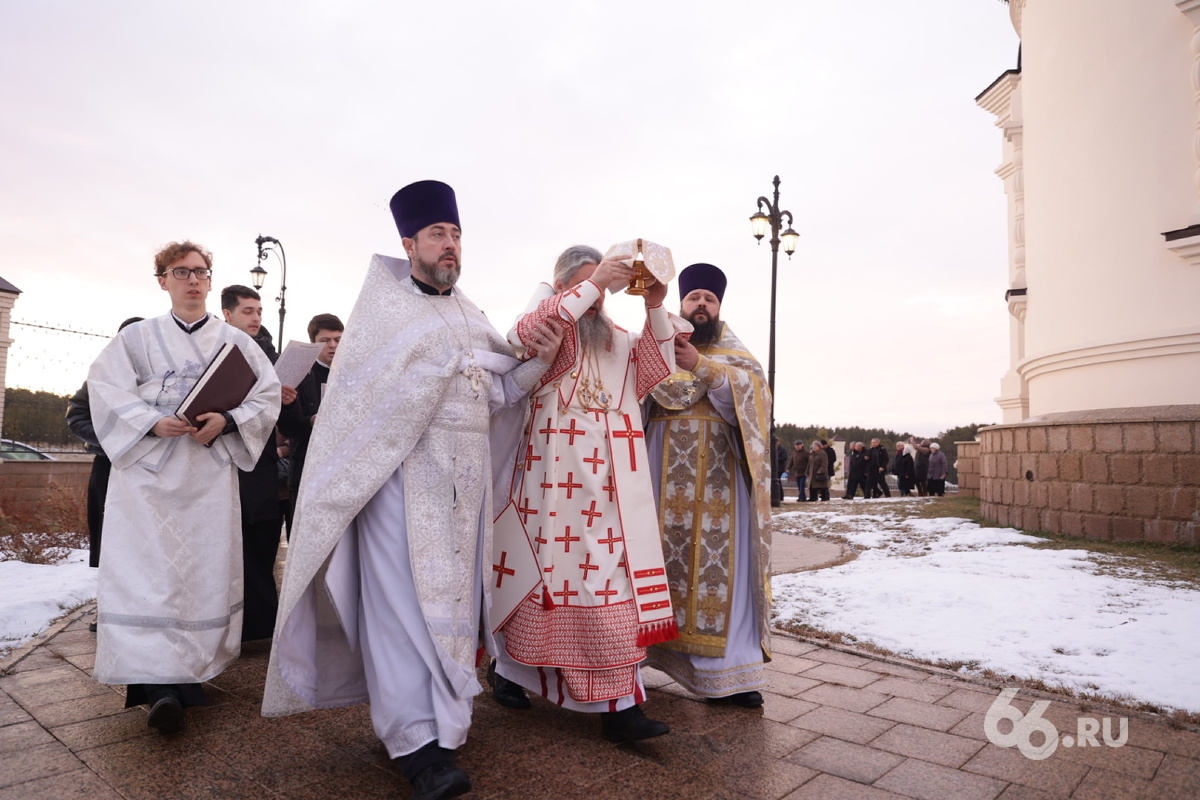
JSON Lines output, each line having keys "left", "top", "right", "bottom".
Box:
{"left": 645, "top": 263, "right": 773, "bottom": 708}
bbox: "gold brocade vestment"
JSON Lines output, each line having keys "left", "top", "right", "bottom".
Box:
{"left": 646, "top": 322, "right": 773, "bottom": 661}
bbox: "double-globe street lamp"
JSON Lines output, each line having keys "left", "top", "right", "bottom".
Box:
{"left": 749, "top": 175, "right": 800, "bottom": 506}
{"left": 249, "top": 235, "right": 288, "bottom": 344}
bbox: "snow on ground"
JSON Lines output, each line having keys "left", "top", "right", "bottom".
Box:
{"left": 0, "top": 549, "right": 96, "bottom": 657}
{"left": 772, "top": 506, "right": 1200, "bottom": 713}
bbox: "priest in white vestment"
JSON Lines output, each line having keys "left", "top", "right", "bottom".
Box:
{"left": 643, "top": 263, "right": 774, "bottom": 709}
{"left": 262, "top": 181, "right": 561, "bottom": 800}
{"left": 488, "top": 243, "right": 685, "bottom": 743}
{"left": 88, "top": 241, "right": 281, "bottom": 735}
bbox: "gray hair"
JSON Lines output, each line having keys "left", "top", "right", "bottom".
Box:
{"left": 553, "top": 245, "right": 603, "bottom": 287}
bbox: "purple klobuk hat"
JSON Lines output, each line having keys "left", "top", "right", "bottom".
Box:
{"left": 389, "top": 180, "right": 460, "bottom": 239}
{"left": 678, "top": 263, "right": 727, "bottom": 302}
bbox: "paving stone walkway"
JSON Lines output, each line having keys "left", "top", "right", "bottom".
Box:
{"left": 2, "top": 535, "right": 1198, "bottom": 799}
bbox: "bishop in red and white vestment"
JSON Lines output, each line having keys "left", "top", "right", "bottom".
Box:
{"left": 489, "top": 276, "right": 683, "bottom": 712}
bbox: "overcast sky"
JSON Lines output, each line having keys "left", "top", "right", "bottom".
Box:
{"left": 0, "top": 0, "right": 1019, "bottom": 436}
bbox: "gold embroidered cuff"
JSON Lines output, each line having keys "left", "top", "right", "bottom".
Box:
{"left": 694, "top": 355, "right": 728, "bottom": 389}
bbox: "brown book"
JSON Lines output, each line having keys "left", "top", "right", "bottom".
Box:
{"left": 174, "top": 342, "right": 257, "bottom": 428}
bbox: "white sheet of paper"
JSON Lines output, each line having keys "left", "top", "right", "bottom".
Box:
{"left": 274, "top": 340, "right": 325, "bottom": 387}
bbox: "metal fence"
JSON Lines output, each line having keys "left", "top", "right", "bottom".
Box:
{"left": 3, "top": 319, "right": 111, "bottom": 454}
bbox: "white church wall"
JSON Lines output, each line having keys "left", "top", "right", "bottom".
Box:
{"left": 1011, "top": 0, "right": 1200, "bottom": 416}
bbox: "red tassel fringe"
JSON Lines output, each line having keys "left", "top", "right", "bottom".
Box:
{"left": 636, "top": 619, "right": 679, "bottom": 648}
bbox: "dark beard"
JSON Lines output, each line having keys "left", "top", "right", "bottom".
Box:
{"left": 578, "top": 310, "right": 614, "bottom": 351}
{"left": 687, "top": 315, "right": 721, "bottom": 345}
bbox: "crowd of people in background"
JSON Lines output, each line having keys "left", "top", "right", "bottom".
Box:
{"left": 783, "top": 437, "right": 949, "bottom": 501}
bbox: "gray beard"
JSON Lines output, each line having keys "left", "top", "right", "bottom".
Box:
{"left": 578, "top": 310, "right": 614, "bottom": 351}
{"left": 413, "top": 257, "right": 459, "bottom": 289}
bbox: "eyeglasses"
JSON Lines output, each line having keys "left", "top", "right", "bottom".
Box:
{"left": 156, "top": 370, "right": 176, "bottom": 406}
{"left": 165, "top": 267, "right": 212, "bottom": 280}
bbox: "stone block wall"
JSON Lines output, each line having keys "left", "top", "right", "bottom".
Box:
{"left": 0, "top": 460, "right": 91, "bottom": 522}
{"left": 978, "top": 407, "right": 1199, "bottom": 546}
{"left": 956, "top": 441, "right": 980, "bottom": 497}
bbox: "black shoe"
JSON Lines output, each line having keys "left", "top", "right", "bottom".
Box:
{"left": 147, "top": 695, "right": 184, "bottom": 734}
{"left": 729, "top": 691, "right": 764, "bottom": 708}
{"left": 410, "top": 763, "right": 471, "bottom": 800}
{"left": 601, "top": 704, "right": 669, "bottom": 743}
{"left": 88, "top": 622, "right": 97, "bottom": 633}
{"left": 486, "top": 659, "right": 530, "bottom": 709}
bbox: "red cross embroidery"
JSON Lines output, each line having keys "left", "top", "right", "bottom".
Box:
{"left": 564, "top": 286, "right": 583, "bottom": 299}
{"left": 598, "top": 528, "right": 623, "bottom": 554}
{"left": 580, "top": 500, "right": 602, "bottom": 528}
{"left": 539, "top": 474, "right": 554, "bottom": 499}
{"left": 596, "top": 579, "right": 619, "bottom": 605}
{"left": 533, "top": 528, "right": 547, "bottom": 552}
{"left": 557, "top": 472, "right": 582, "bottom": 499}
{"left": 553, "top": 580, "right": 580, "bottom": 605}
{"left": 555, "top": 526, "right": 580, "bottom": 553}
{"left": 611, "top": 413, "right": 644, "bottom": 471}
{"left": 538, "top": 419, "right": 558, "bottom": 445}
{"left": 492, "top": 551, "right": 515, "bottom": 588}
{"left": 559, "top": 418, "right": 584, "bottom": 446}
{"left": 601, "top": 475, "right": 617, "bottom": 502}
{"left": 533, "top": 398, "right": 544, "bottom": 413}
{"left": 587, "top": 408, "right": 605, "bottom": 423}
{"left": 523, "top": 445, "right": 542, "bottom": 472}
{"left": 583, "top": 447, "right": 606, "bottom": 474}
{"left": 516, "top": 497, "right": 538, "bottom": 524}
{"left": 578, "top": 553, "right": 599, "bottom": 578}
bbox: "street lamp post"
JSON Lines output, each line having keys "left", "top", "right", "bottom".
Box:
{"left": 749, "top": 175, "right": 800, "bottom": 506}
{"left": 249, "top": 235, "right": 288, "bottom": 343}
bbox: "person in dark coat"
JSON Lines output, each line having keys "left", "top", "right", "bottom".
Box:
{"left": 867, "top": 438, "right": 892, "bottom": 498}
{"left": 913, "top": 438, "right": 931, "bottom": 496}
{"left": 843, "top": 442, "right": 871, "bottom": 500}
{"left": 806, "top": 441, "right": 830, "bottom": 501}
{"left": 65, "top": 317, "right": 144, "bottom": 574}
{"left": 220, "top": 286, "right": 300, "bottom": 641}
{"left": 785, "top": 440, "right": 809, "bottom": 501}
{"left": 892, "top": 443, "right": 916, "bottom": 496}
{"left": 277, "top": 313, "right": 342, "bottom": 536}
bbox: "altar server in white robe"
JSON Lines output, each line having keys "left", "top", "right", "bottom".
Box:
{"left": 487, "top": 243, "right": 686, "bottom": 743}
{"left": 262, "top": 181, "right": 562, "bottom": 800}
{"left": 88, "top": 240, "right": 281, "bottom": 734}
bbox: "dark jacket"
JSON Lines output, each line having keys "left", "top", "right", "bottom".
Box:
{"left": 785, "top": 447, "right": 809, "bottom": 476}
{"left": 65, "top": 383, "right": 104, "bottom": 455}
{"left": 237, "top": 332, "right": 282, "bottom": 524}
{"left": 892, "top": 452, "right": 915, "bottom": 481}
{"left": 806, "top": 446, "right": 830, "bottom": 489}
{"left": 847, "top": 448, "right": 868, "bottom": 479}
{"left": 868, "top": 444, "right": 889, "bottom": 473}
{"left": 277, "top": 360, "right": 330, "bottom": 494}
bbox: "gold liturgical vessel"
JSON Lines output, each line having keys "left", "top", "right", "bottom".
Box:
{"left": 625, "top": 239, "right": 653, "bottom": 295}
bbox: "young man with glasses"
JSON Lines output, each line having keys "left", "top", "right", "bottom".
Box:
{"left": 86, "top": 241, "right": 281, "bottom": 734}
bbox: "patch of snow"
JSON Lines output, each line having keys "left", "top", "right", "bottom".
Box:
{"left": 0, "top": 549, "right": 96, "bottom": 656}
{"left": 773, "top": 512, "right": 1200, "bottom": 713}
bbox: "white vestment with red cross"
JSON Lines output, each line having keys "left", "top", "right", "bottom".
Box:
{"left": 489, "top": 279, "right": 682, "bottom": 704}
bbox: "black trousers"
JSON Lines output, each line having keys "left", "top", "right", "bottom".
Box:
{"left": 242, "top": 517, "right": 282, "bottom": 641}
{"left": 126, "top": 682, "right": 205, "bottom": 708}
{"left": 844, "top": 476, "right": 870, "bottom": 499}
{"left": 928, "top": 479, "right": 946, "bottom": 496}
{"left": 808, "top": 486, "right": 830, "bottom": 501}
{"left": 870, "top": 471, "right": 892, "bottom": 498}
{"left": 86, "top": 455, "right": 112, "bottom": 568}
